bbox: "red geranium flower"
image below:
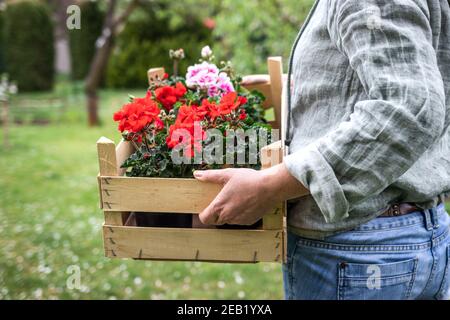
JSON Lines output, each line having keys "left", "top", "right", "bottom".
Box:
{"left": 166, "top": 104, "right": 208, "bottom": 158}
{"left": 166, "top": 121, "right": 204, "bottom": 158}
{"left": 201, "top": 99, "right": 221, "bottom": 120}
{"left": 155, "top": 82, "right": 187, "bottom": 111}
{"left": 113, "top": 91, "right": 162, "bottom": 133}
{"left": 177, "top": 104, "right": 208, "bottom": 124}
{"left": 200, "top": 93, "right": 247, "bottom": 121}
{"left": 218, "top": 92, "right": 247, "bottom": 115}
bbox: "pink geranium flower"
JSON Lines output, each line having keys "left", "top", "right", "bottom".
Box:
{"left": 186, "top": 62, "right": 234, "bottom": 97}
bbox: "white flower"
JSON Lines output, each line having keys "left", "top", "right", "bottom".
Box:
{"left": 201, "top": 45, "right": 213, "bottom": 59}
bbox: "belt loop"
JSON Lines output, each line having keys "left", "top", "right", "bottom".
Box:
{"left": 423, "top": 210, "right": 433, "bottom": 231}
{"left": 430, "top": 206, "right": 440, "bottom": 229}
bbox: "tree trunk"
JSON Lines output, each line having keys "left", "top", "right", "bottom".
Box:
{"left": 2, "top": 101, "right": 9, "bottom": 149}
{"left": 84, "top": 0, "right": 139, "bottom": 127}
{"left": 51, "top": 0, "right": 72, "bottom": 74}
{"left": 85, "top": 31, "right": 115, "bottom": 126}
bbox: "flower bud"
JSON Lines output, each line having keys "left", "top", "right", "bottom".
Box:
{"left": 201, "top": 46, "right": 212, "bottom": 59}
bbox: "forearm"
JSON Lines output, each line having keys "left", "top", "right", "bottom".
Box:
{"left": 261, "top": 162, "right": 309, "bottom": 202}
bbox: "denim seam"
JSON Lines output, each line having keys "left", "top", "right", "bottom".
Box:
{"left": 424, "top": 210, "right": 434, "bottom": 231}
{"left": 296, "top": 227, "right": 449, "bottom": 252}
{"left": 351, "top": 221, "right": 423, "bottom": 233}
{"left": 337, "top": 265, "right": 344, "bottom": 300}
{"left": 435, "top": 244, "right": 450, "bottom": 299}
{"left": 288, "top": 240, "right": 299, "bottom": 300}
{"left": 405, "top": 258, "right": 419, "bottom": 299}
{"left": 419, "top": 227, "right": 439, "bottom": 299}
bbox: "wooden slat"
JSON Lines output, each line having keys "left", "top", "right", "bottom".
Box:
{"left": 241, "top": 74, "right": 270, "bottom": 86}
{"left": 268, "top": 57, "right": 283, "bottom": 130}
{"left": 104, "top": 212, "right": 124, "bottom": 225}
{"left": 97, "top": 137, "right": 126, "bottom": 226}
{"left": 260, "top": 140, "right": 284, "bottom": 229}
{"left": 97, "top": 137, "right": 118, "bottom": 176}
{"left": 100, "top": 176, "right": 222, "bottom": 213}
{"left": 97, "top": 175, "right": 103, "bottom": 209}
{"left": 261, "top": 140, "right": 283, "bottom": 170}
{"left": 242, "top": 81, "right": 273, "bottom": 109}
{"left": 115, "top": 139, "right": 134, "bottom": 176}
{"left": 147, "top": 67, "right": 165, "bottom": 85}
{"left": 262, "top": 203, "right": 284, "bottom": 230}
{"left": 103, "top": 225, "right": 283, "bottom": 263}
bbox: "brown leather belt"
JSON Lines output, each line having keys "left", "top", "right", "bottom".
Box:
{"left": 379, "top": 203, "right": 422, "bottom": 217}
{"left": 379, "top": 196, "right": 445, "bottom": 217}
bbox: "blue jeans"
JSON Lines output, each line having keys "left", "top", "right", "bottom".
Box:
{"left": 283, "top": 203, "right": 450, "bottom": 300}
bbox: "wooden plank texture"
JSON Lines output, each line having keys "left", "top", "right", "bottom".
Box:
{"left": 260, "top": 140, "right": 284, "bottom": 230}
{"left": 147, "top": 67, "right": 165, "bottom": 85}
{"left": 100, "top": 176, "right": 223, "bottom": 213}
{"left": 262, "top": 203, "right": 284, "bottom": 230}
{"left": 268, "top": 57, "right": 283, "bottom": 130}
{"left": 97, "top": 137, "right": 127, "bottom": 226}
{"left": 103, "top": 225, "right": 283, "bottom": 263}
{"left": 241, "top": 81, "right": 273, "bottom": 110}
{"left": 97, "top": 137, "right": 117, "bottom": 176}
{"left": 104, "top": 212, "right": 124, "bottom": 225}
{"left": 261, "top": 140, "right": 283, "bottom": 169}
{"left": 115, "top": 139, "right": 135, "bottom": 176}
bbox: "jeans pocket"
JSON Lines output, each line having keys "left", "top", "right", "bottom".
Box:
{"left": 436, "top": 245, "right": 450, "bottom": 300}
{"left": 338, "top": 258, "right": 418, "bottom": 300}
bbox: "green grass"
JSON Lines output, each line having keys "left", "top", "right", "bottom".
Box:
{"left": 0, "top": 88, "right": 283, "bottom": 299}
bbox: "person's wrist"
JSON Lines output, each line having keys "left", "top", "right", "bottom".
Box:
{"left": 259, "top": 163, "right": 309, "bottom": 202}
{"left": 259, "top": 165, "right": 287, "bottom": 203}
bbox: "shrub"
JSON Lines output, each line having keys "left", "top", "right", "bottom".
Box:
{"left": 4, "top": 1, "right": 54, "bottom": 91}
{"left": 0, "top": 11, "right": 5, "bottom": 74}
{"left": 69, "top": 1, "right": 104, "bottom": 80}
{"left": 106, "top": 3, "right": 213, "bottom": 88}
{"left": 213, "top": 0, "right": 315, "bottom": 74}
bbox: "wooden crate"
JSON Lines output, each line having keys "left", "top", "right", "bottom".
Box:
{"left": 97, "top": 57, "right": 287, "bottom": 263}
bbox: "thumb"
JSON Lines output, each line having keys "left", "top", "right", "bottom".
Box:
{"left": 193, "top": 169, "right": 232, "bottom": 184}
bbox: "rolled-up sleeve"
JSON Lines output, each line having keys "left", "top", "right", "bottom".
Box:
{"left": 284, "top": 0, "right": 446, "bottom": 223}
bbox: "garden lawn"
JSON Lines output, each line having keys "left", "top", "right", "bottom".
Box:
{"left": 0, "top": 89, "right": 283, "bottom": 299}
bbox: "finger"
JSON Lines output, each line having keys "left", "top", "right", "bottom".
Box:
{"left": 193, "top": 169, "right": 232, "bottom": 184}
{"left": 199, "top": 200, "right": 226, "bottom": 225}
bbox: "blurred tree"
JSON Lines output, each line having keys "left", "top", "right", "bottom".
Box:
{"left": 48, "top": 0, "right": 72, "bottom": 74}
{"left": 69, "top": 0, "right": 104, "bottom": 80}
{"left": 106, "top": 1, "right": 213, "bottom": 88}
{"left": 85, "top": 0, "right": 139, "bottom": 126}
{"left": 4, "top": 1, "right": 54, "bottom": 91}
{"left": 213, "top": 0, "right": 315, "bottom": 74}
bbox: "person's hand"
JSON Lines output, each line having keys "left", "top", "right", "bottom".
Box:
{"left": 194, "top": 168, "right": 273, "bottom": 225}
{"left": 193, "top": 164, "right": 308, "bottom": 225}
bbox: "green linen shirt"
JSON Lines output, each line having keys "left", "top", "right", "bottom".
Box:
{"left": 284, "top": 0, "right": 450, "bottom": 239}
